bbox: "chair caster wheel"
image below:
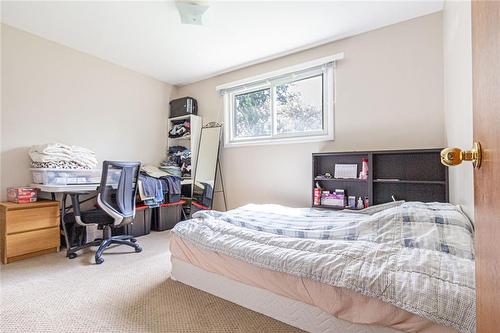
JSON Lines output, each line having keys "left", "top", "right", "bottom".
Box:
{"left": 95, "top": 257, "right": 104, "bottom": 264}
{"left": 130, "top": 239, "right": 137, "bottom": 243}
{"left": 68, "top": 253, "right": 77, "bottom": 259}
{"left": 135, "top": 246, "right": 143, "bottom": 253}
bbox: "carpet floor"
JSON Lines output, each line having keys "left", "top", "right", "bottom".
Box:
{"left": 0, "top": 231, "right": 302, "bottom": 333}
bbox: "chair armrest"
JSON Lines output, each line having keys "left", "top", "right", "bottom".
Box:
{"left": 69, "top": 193, "right": 88, "bottom": 227}
{"left": 69, "top": 193, "right": 81, "bottom": 216}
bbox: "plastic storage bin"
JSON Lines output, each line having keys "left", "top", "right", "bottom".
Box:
{"left": 152, "top": 201, "right": 185, "bottom": 231}
{"left": 31, "top": 168, "right": 102, "bottom": 185}
{"left": 190, "top": 201, "right": 210, "bottom": 215}
{"left": 112, "top": 205, "right": 152, "bottom": 238}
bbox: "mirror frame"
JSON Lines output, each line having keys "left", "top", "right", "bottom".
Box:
{"left": 190, "top": 122, "right": 222, "bottom": 215}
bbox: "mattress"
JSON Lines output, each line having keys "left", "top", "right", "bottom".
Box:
{"left": 171, "top": 257, "right": 395, "bottom": 333}
{"left": 170, "top": 234, "right": 457, "bottom": 333}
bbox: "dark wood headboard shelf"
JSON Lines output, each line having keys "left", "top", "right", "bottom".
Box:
{"left": 312, "top": 148, "right": 449, "bottom": 209}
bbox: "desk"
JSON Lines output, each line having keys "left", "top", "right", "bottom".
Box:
{"left": 31, "top": 183, "right": 101, "bottom": 258}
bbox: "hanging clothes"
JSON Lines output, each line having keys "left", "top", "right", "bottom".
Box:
{"left": 137, "top": 173, "right": 181, "bottom": 207}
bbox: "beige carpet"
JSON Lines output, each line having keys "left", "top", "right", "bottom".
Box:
{"left": 0, "top": 231, "right": 302, "bottom": 333}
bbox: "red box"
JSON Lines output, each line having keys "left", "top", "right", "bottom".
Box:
{"left": 7, "top": 187, "right": 38, "bottom": 204}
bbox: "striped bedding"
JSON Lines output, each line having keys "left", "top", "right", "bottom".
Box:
{"left": 172, "top": 201, "right": 475, "bottom": 333}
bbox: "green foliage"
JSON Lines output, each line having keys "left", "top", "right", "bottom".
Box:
{"left": 234, "top": 80, "right": 322, "bottom": 138}
{"left": 234, "top": 88, "right": 271, "bottom": 137}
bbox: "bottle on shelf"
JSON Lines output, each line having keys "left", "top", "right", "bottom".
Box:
{"left": 313, "top": 182, "right": 322, "bottom": 206}
{"left": 357, "top": 197, "right": 364, "bottom": 209}
{"left": 359, "top": 158, "right": 369, "bottom": 180}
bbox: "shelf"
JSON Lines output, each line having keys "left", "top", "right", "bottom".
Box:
{"left": 169, "top": 135, "right": 191, "bottom": 140}
{"left": 169, "top": 115, "right": 192, "bottom": 121}
{"left": 373, "top": 179, "right": 446, "bottom": 185}
{"left": 315, "top": 178, "right": 367, "bottom": 182}
{"left": 312, "top": 205, "right": 364, "bottom": 211}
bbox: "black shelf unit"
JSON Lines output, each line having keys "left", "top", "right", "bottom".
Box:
{"left": 315, "top": 178, "right": 368, "bottom": 182}
{"left": 312, "top": 148, "right": 449, "bottom": 209}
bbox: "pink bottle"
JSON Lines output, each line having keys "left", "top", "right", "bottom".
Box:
{"left": 359, "top": 159, "right": 369, "bottom": 179}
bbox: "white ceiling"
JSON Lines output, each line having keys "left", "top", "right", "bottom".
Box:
{"left": 1, "top": 1, "right": 443, "bottom": 85}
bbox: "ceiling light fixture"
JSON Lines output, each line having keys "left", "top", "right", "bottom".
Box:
{"left": 175, "top": 0, "right": 210, "bottom": 26}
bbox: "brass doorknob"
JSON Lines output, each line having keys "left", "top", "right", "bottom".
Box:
{"left": 440, "top": 142, "right": 482, "bottom": 169}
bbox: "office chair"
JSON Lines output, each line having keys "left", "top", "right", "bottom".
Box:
{"left": 69, "top": 161, "right": 142, "bottom": 264}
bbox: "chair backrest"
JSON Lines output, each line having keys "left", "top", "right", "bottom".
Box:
{"left": 97, "top": 161, "right": 141, "bottom": 226}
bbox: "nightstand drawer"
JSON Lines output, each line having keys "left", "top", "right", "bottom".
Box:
{"left": 5, "top": 227, "right": 60, "bottom": 258}
{"left": 6, "top": 206, "right": 59, "bottom": 234}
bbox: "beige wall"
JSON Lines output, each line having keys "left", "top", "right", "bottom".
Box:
{"left": 442, "top": 1, "right": 474, "bottom": 219}
{"left": 176, "top": 13, "right": 445, "bottom": 209}
{"left": 1, "top": 24, "right": 176, "bottom": 199}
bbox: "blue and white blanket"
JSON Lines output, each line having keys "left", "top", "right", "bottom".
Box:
{"left": 172, "top": 201, "right": 475, "bottom": 333}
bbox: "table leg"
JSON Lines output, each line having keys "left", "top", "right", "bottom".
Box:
{"left": 59, "top": 193, "right": 72, "bottom": 258}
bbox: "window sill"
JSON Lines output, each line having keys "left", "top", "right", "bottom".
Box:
{"left": 224, "top": 133, "right": 334, "bottom": 148}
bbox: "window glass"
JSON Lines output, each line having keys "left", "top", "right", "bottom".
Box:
{"left": 275, "top": 75, "right": 323, "bottom": 134}
{"left": 234, "top": 88, "right": 271, "bottom": 138}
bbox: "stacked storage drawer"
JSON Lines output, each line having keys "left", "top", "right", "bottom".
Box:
{"left": 31, "top": 168, "right": 122, "bottom": 186}
{"left": 31, "top": 168, "right": 102, "bottom": 185}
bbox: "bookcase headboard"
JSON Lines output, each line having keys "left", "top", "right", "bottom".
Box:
{"left": 312, "top": 149, "right": 448, "bottom": 208}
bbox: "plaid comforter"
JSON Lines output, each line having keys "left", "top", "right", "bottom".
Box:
{"left": 172, "top": 202, "right": 475, "bottom": 333}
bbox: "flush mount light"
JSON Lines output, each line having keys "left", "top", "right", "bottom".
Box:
{"left": 175, "top": 0, "right": 210, "bottom": 26}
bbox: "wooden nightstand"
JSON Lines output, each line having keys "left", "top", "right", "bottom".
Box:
{"left": 0, "top": 200, "right": 60, "bottom": 264}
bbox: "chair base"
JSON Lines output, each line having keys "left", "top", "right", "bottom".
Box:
{"left": 66, "top": 226, "right": 142, "bottom": 264}
{"left": 94, "top": 235, "right": 142, "bottom": 264}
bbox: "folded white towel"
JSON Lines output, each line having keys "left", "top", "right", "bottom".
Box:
{"left": 71, "top": 145, "right": 96, "bottom": 156}
{"left": 29, "top": 143, "right": 98, "bottom": 169}
{"left": 71, "top": 151, "right": 98, "bottom": 167}
{"left": 29, "top": 151, "right": 71, "bottom": 162}
{"left": 30, "top": 143, "right": 73, "bottom": 156}
{"left": 141, "top": 164, "right": 171, "bottom": 178}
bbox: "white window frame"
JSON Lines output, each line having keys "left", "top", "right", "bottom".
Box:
{"left": 217, "top": 54, "right": 343, "bottom": 148}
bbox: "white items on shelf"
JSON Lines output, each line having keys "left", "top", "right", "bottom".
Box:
{"left": 334, "top": 164, "right": 358, "bottom": 179}
{"left": 357, "top": 197, "right": 365, "bottom": 209}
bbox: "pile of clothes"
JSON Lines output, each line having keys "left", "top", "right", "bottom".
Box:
{"left": 159, "top": 146, "right": 191, "bottom": 178}
{"left": 29, "top": 143, "right": 98, "bottom": 169}
{"left": 169, "top": 120, "right": 190, "bottom": 138}
{"left": 138, "top": 165, "right": 181, "bottom": 207}
{"left": 159, "top": 160, "right": 182, "bottom": 178}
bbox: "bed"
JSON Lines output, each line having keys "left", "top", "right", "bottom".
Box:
{"left": 170, "top": 201, "right": 475, "bottom": 333}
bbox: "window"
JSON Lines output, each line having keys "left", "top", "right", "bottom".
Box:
{"left": 218, "top": 55, "right": 342, "bottom": 147}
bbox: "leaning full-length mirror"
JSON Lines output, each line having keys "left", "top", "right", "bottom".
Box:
{"left": 191, "top": 123, "right": 222, "bottom": 212}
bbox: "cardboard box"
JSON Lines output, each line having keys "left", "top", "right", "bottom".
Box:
{"left": 7, "top": 187, "right": 37, "bottom": 204}
{"left": 321, "top": 191, "right": 345, "bottom": 207}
